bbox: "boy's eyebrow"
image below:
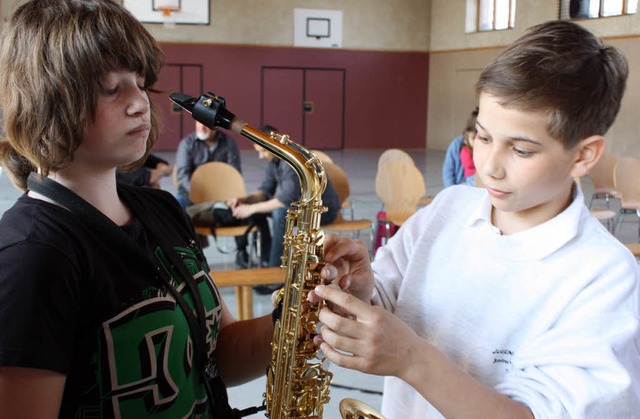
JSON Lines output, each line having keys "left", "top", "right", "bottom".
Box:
{"left": 475, "top": 120, "right": 542, "bottom": 146}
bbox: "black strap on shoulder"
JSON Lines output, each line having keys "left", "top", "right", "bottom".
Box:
{"left": 26, "top": 173, "right": 260, "bottom": 418}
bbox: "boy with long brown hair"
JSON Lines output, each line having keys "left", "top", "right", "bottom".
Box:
{"left": 0, "top": 1, "right": 273, "bottom": 417}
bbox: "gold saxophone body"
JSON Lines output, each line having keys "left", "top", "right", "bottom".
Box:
{"left": 169, "top": 92, "right": 384, "bottom": 419}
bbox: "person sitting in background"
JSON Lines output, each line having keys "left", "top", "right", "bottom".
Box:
{"left": 459, "top": 122, "right": 477, "bottom": 186}
{"left": 117, "top": 153, "right": 172, "bottom": 188}
{"left": 175, "top": 120, "right": 242, "bottom": 208}
{"left": 227, "top": 125, "right": 341, "bottom": 293}
{"left": 442, "top": 107, "right": 479, "bottom": 187}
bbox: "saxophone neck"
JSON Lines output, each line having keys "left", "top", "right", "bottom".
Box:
{"left": 169, "top": 91, "right": 326, "bottom": 203}
{"left": 240, "top": 125, "right": 326, "bottom": 204}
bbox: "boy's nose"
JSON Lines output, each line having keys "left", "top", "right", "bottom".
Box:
{"left": 479, "top": 148, "right": 505, "bottom": 180}
{"left": 127, "top": 87, "right": 150, "bottom": 116}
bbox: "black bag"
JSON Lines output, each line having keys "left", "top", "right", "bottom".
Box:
{"left": 212, "top": 203, "right": 244, "bottom": 227}
{"left": 185, "top": 201, "right": 254, "bottom": 254}
{"left": 186, "top": 201, "right": 243, "bottom": 229}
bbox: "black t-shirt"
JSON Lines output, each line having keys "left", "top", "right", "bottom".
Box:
{"left": 0, "top": 185, "right": 223, "bottom": 418}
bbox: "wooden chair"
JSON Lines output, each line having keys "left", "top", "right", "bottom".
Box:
{"left": 576, "top": 177, "right": 616, "bottom": 233}
{"left": 588, "top": 151, "right": 620, "bottom": 209}
{"left": 375, "top": 159, "right": 426, "bottom": 226}
{"left": 613, "top": 157, "right": 640, "bottom": 240}
{"left": 375, "top": 159, "right": 426, "bottom": 246}
{"left": 312, "top": 149, "right": 356, "bottom": 216}
{"left": 378, "top": 148, "right": 433, "bottom": 207}
{"left": 189, "top": 162, "right": 261, "bottom": 264}
{"left": 321, "top": 162, "right": 373, "bottom": 240}
{"left": 624, "top": 243, "right": 640, "bottom": 258}
{"left": 377, "top": 148, "right": 414, "bottom": 169}
{"left": 311, "top": 149, "right": 334, "bottom": 164}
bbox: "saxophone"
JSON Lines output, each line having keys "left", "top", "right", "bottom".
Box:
{"left": 169, "top": 92, "right": 384, "bottom": 419}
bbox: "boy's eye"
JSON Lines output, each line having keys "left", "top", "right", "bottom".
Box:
{"left": 102, "top": 86, "right": 117, "bottom": 95}
{"left": 476, "top": 135, "right": 490, "bottom": 143}
{"left": 513, "top": 148, "right": 533, "bottom": 158}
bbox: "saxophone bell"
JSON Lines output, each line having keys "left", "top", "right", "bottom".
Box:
{"left": 340, "top": 399, "right": 386, "bottom": 419}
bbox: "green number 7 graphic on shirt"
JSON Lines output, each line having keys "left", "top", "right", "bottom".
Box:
{"left": 100, "top": 265, "right": 222, "bottom": 417}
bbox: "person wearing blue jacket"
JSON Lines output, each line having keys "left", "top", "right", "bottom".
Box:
{"left": 442, "top": 107, "right": 479, "bottom": 188}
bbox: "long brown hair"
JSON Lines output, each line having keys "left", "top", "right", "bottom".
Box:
{"left": 0, "top": 0, "right": 165, "bottom": 190}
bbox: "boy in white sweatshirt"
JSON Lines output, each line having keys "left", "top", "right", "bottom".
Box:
{"left": 314, "top": 20, "right": 639, "bottom": 418}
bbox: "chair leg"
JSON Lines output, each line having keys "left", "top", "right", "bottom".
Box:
{"left": 368, "top": 224, "right": 375, "bottom": 259}
{"left": 383, "top": 222, "right": 392, "bottom": 246}
{"left": 608, "top": 217, "right": 615, "bottom": 234}
{"left": 246, "top": 230, "right": 263, "bottom": 268}
{"left": 247, "top": 232, "right": 255, "bottom": 268}
{"left": 256, "top": 230, "right": 262, "bottom": 267}
{"left": 615, "top": 210, "right": 626, "bottom": 233}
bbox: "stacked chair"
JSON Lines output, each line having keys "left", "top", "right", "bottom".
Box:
{"left": 374, "top": 155, "right": 427, "bottom": 251}
{"left": 321, "top": 161, "right": 374, "bottom": 241}
{"left": 613, "top": 157, "right": 640, "bottom": 241}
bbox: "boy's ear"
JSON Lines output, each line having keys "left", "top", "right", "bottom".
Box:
{"left": 570, "top": 135, "right": 605, "bottom": 178}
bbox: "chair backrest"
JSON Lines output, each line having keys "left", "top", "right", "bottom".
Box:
{"left": 311, "top": 150, "right": 334, "bottom": 164}
{"left": 589, "top": 151, "right": 618, "bottom": 192}
{"left": 189, "top": 161, "right": 246, "bottom": 204}
{"left": 375, "top": 159, "right": 426, "bottom": 226}
{"left": 377, "top": 148, "right": 414, "bottom": 170}
{"left": 323, "top": 162, "right": 350, "bottom": 205}
{"left": 613, "top": 157, "right": 640, "bottom": 206}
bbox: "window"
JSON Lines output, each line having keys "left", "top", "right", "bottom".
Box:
{"left": 560, "top": 0, "right": 638, "bottom": 19}
{"left": 466, "top": 0, "right": 516, "bottom": 33}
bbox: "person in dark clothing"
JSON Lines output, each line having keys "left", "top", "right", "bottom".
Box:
{"left": 175, "top": 121, "right": 242, "bottom": 208}
{"left": 0, "top": 1, "right": 273, "bottom": 417}
{"left": 116, "top": 153, "right": 172, "bottom": 188}
{"left": 226, "top": 125, "right": 341, "bottom": 292}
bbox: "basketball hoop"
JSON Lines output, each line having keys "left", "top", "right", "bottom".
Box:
{"left": 157, "top": 5, "right": 181, "bottom": 30}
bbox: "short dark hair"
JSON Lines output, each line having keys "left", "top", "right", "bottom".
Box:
{"left": 476, "top": 20, "right": 628, "bottom": 149}
{"left": 0, "top": 0, "right": 164, "bottom": 190}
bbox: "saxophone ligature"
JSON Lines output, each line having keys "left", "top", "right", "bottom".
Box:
{"left": 169, "top": 92, "right": 384, "bottom": 419}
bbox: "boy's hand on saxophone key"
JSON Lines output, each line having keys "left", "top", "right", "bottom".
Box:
{"left": 309, "top": 233, "right": 375, "bottom": 305}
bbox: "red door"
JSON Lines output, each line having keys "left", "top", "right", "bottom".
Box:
{"left": 261, "top": 67, "right": 345, "bottom": 149}
{"left": 304, "top": 69, "right": 344, "bottom": 149}
{"left": 262, "top": 68, "right": 304, "bottom": 144}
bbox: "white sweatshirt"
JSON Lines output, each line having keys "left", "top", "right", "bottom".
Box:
{"left": 372, "top": 185, "right": 640, "bottom": 418}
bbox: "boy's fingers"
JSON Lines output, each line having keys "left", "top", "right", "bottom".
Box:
{"left": 313, "top": 285, "right": 366, "bottom": 318}
{"left": 323, "top": 235, "right": 361, "bottom": 263}
{"left": 319, "top": 264, "right": 339, "bottom": 282}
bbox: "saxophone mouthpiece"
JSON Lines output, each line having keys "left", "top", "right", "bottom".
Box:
{"left": 168, "top": 92, "right": 198, "bottom": 113}
{"left": 168, "top": 92, "right": 236, "bottom": 131}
